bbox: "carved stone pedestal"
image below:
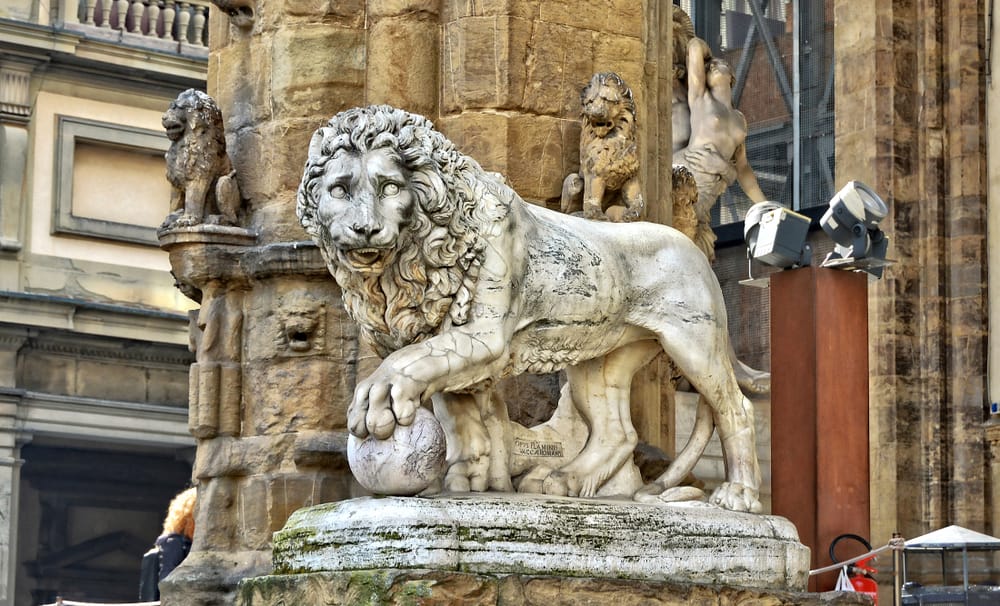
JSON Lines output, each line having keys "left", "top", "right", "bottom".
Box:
{"left": 240, "top": 495, "right": 869, "bottom": 606}
{"left": 157, "top": 227, "right": 363, "bottom": 605}
{"left": 266, "top": 495, "right": 808, "bottom": 589}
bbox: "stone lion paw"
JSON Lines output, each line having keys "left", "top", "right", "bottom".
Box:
{"left": 709, "top": 482, "right": 762, "bottom": 513}
{"left": 174, "top": 213, "right": 201, "bottom": 227}
{"left": 350, "top": 367, "right": 426, "bottom": 440}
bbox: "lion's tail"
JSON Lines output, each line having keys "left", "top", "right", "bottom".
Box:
{"left": 560, "top": 173, "right": 583, "bottom": 214}
{"left": 647, "top": 394, "right": 713, "bottom": 491}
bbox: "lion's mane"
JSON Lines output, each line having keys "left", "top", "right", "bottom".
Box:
{"left": 164, "top": 89, "right": 228, "bottom": 191}
{"left": 297, "top": 105, "right": 512, "bottom": 358}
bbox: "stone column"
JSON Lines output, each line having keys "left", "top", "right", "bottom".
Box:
{"left": 160, "top": 1, "right": 372, "bottom": 601}
{"left": 834, "top": 0, "right": 988, "bottom": 550}
{"left": 0, "top": 330, "right": 27, "bottom": 606}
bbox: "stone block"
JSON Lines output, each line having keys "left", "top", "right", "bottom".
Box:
{"left": 193, "top": 477, "right": 238, "bottom": 551}
{"left": 292, "top": 430, "right": 349, "bottom": 469}
{"left": 438, "top": 112, "right": 511, "bottom": 174}
{"left": 147, "top": 367, "right": 190, "bottom": 407}
{"left": 77, "top": 359, "right": 146, "bottom": 401}
{"left": 20, "top": 353, "right": 74, "bottom": 395}
{"left": 318, "top": 473, "right": 354, "bottom": 503}
{"left": 593, "top": 34, "right": 645, "bottom": 93}
{"left": 442, "top": 16, "right": 531, "bottom": 111}
{"left": 442, "top": 0, "right": 537, "bottom": 21}
{"left": 368, "top": 0, "right": 439, "bottom": 19}
{"left": 238, "top": 477, "right": 271, "bottom": 551}
{"left": 268, "top": 474, "right": 320, "bottom": 532}
{"left": 257, "top": 0, "right": 364, "bottom": 29}
{"left": 193, "top": 435, "right": 295, "bottom": 479}
{"left": 243, "top": 281, "right": 356, "bottom": 363}
{"left": 229, "top": 118, "right": 326, "bottom": 241}
{"left": 519, "top": 21, "right": 595, "bottom": 116}
{"left": 366, "top": 17, "right": 439, "bottom": 116}
{"left": 438, "top": 112, "right": 579, "bottom": 203}
{"left": 242, "top": 358, "right": 352, "bottom": 436}
{"left": 538, "top": 0, "right": 642, "bottom": 38}
{"left": 506, "top": 114, "right": 581, "bottom": 202}
{"left": 213, "top": 37, "right": 273, "bottom": 132}
{"left": 271, "top": 25, "right": 365, "bottom": 119}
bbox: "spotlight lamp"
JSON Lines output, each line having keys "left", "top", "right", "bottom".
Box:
{"left": 820, "top": 181, "right": 891, "bottom": 278}
{"left": 743, "top": 201, "right": 812, "bottom": 281}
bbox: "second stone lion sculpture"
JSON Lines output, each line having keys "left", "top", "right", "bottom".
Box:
{"left": 561, "top": 72, "right": 644, "bottom": 222}
{"left": 162, "top": 89, "right": 242, "bottom": 229}
{"left": 297, "top": 105, "right": 762, "bottom": 512}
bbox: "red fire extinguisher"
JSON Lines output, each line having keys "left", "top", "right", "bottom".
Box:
{"left": 830, "top": 533, "right": 879, "bottom": 604}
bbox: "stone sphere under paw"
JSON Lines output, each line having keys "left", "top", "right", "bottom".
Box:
{"left": 347, "top": 407, "right": 446, "bottom": 495}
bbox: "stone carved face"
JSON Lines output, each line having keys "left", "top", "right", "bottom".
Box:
{"left": 309, "top": 147, "right": 415, "bottom": 276}
{"left": 276, "top": 294, "right": 325, "bottom": 354}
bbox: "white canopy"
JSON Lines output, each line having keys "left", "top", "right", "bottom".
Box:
{"left": 905, "top": 525, "right": 1000, "bottom": 549}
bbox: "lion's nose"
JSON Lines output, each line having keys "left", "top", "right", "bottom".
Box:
{"left": 350, "top": 222, "right": 382, "bottom": 237}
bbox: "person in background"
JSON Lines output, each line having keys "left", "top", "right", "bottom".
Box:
{"left": 139, "top": 486, "right": 196, "bottom": 601}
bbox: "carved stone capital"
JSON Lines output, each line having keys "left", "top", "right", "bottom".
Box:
{"left": 0, "top": 60, "right": 35, "bottom": 122}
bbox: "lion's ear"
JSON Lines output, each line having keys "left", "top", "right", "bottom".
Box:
{"left": 308, "top": 128, "right": 329, "bottom": 159}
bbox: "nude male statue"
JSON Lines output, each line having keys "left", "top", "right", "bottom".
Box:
{"left": 674, "top": 36, "right": 766, "bottom": 261}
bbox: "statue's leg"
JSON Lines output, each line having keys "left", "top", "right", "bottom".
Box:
{"left": 582, "top": 175, "right": 606, "bottom": 220}
{"left": 659, "top": 331, "right": 762, "bottom": 512}
{"left": 432, "top": 392, "right": 493, "bottom": 492}
{"left": 178, "top": 179, "right": 209, "bottom": 226}
{"left": 620, "top": 178, "right": 645, "bottom": 221}
{"left": 542, "top": 340, "right": 660, "bottom": 498}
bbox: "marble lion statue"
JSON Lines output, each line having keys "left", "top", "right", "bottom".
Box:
{"left": 162, "top": 89, "right": 241, "bottom": 229}
{"left": 560, "top": 72, "right": 644, "bottom": 222}
{"left": 297, "top": 105, "right": 761, "bottom": 512}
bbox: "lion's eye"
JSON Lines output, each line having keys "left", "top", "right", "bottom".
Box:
{"left": 381, "top": 182, "right": 400, "bottom": 197}
{"left": 329, "top": 184, "right": 347, "bottom": 198}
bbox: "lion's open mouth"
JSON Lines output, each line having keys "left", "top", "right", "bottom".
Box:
{"left": 343, "top": 247, "right": 391, "bottom": 272}
{"left": 164, "top": 122, "right": 185, "bottom": 141}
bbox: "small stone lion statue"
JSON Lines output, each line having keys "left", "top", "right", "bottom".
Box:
{"left": 161, "top": 89, "right": 242, "bottom": 229}
{"left": 560, "top": 72, "right": 644, "bottom": 222}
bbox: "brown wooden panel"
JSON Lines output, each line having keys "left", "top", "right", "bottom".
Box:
{"left": 770, "top": 266, "right": 870, "bottom": 592}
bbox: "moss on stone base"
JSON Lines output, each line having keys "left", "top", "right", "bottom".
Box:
{"left": 239, "top": 569, "right": 872, "bottom": 606}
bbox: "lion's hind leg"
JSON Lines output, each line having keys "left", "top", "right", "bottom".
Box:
{"left": 432, "top": 391, "right": 510, "bottom": 493}
{"left": 542, "top": 341, "right": 659, "bottom": 498}
{"left": 660, "top": 331, "right": 762, "bottom": 512}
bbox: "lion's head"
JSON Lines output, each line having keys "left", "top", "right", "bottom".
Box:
{"left": 579, "top": 72, "right": 636, "bottom": 139}
{"left": 297, "top": 105, "right": 512, "bottom": 357}
{"left": 163, "top": 89, "right": 225, "bottom": 145}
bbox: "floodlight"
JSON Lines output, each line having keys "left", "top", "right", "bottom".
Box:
{"left": 820, "top": 181, "right": 891, "bottom": 278}
{"left": 743, "top": 202, "right": 812, "bottom": 279}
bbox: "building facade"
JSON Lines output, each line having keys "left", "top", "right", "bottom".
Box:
{"left": 0, "top": 0, "right": 207, "bottom": 601}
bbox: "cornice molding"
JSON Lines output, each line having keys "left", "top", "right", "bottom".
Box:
{"left": 0, "top": 292, "right": 191, "bottom": 347}
{"left": 0, "top": 18, "right": 206, "bottom": 87}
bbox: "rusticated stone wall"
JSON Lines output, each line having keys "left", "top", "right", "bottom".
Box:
{"left": 834, "top": 0, "right": 989, "bottom": 559}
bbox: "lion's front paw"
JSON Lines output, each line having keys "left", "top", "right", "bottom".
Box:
{"left": 709, "top": 482, "right": 762, "bottom": 513}
{"left": 349, "top": 369, "right": 426, "bottom": 440}
{"left": 174, "top": 213, "right": 201, "bottom": 227}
